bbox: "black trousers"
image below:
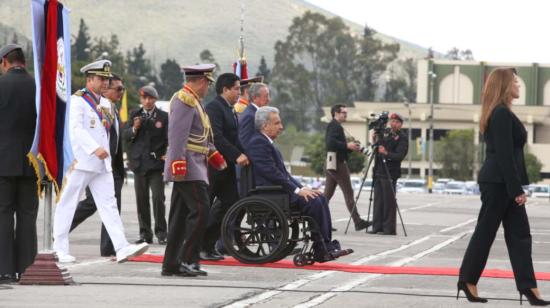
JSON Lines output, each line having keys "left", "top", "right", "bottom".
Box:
{"left": 163, "top": 181, "right": 210, "bottom": 269}
{"left": 203, "top": 168, "right": 239, "bottom": 251}
{"left": 70, "top": 176, "right": 123, "bottom": 256}
{"left": 134, "top": 170, "right": 167, "bottom": 241}
{"left": 294, "top": 194, "right": 333, "bottom": 245}
{"left": 324, "top": 160, "right": 361, "bottom": 224}
{"left": 372, "top": 177, "right": 397, "bottom": 234}
{"left": 459, "top": 183, "right": 536, "bottom": 290}
{"left": 0, "top": 176, "right": 38, "bottom": 275}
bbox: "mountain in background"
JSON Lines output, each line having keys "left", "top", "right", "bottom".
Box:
{"left": 0, "top": 0, "right": 430, "bottom": 73}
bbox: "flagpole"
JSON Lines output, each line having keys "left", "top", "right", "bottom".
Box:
{"left": 43, "top": 180, "right": 53, "bottom": 252}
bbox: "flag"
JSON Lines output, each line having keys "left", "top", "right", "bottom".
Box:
{"left": 29, "top": 0, "right": 72, "bottom": 196}
{"left": 233, "top": 58, "right": 248, "bottom": 80}
{"left": 119, "top": 89, "right": 128, "bottom": 123}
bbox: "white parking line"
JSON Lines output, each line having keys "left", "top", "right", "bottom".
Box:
{"left": 333, "top": 202, "right": 445, "bottom": 223}
{"left": 223, "top": 218, "right": 475, "bottom": 308}
{"left": 293, "top": 230, "right": 472, "bottom": 308}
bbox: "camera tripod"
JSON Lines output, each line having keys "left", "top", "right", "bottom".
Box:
{"left": 344, "top": 143, "right": 407, "bottom": 236}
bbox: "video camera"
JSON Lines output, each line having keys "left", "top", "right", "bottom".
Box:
{"left": 368, "top": 111, "right": 389, "bottom": 133}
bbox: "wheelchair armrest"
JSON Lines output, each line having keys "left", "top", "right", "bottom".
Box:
{"left": 250, "top": 185, "right": 284, "bottom": 193}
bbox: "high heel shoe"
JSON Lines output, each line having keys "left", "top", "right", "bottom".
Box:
{"left": 519, "top": 289, "right": 550, "bottom": 306}
{"left": 456, "top": 281, "right": 488, "bottom": 303}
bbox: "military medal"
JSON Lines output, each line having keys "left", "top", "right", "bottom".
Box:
{"left": 90, "top": 118, "right": 96, "bottom": 128}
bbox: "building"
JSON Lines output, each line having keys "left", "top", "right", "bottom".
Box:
{"left": 323, "top": 59, "right": 550, "bottom": 181}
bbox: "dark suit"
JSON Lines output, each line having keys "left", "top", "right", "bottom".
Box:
{"left": 0, "top": 67, "right": 38, "bottom": 277}
{"left": 372, "top": 130, "right": 408, "bottom": 234}
{"left": 203, "top": 96, "right": 243, "bottom": 251}
{"left": 324, "top": 119, "right": 363, "bottom": 225}
{"left": 70, "top": 104, "right": 125, "bottom": 256}
{"left": 459, "top": 104, "right": 535, "bottom": 290}
{"left": 124, "top": 107, "right": 168, "bottom": 242}
{"left": 247, "top": 132, "right": 332, "bottom": 248}
{"left": 238, "top": 103, "right": 258, "bottom": 148}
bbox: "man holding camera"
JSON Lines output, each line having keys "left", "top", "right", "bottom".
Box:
{"left": 125, "top": 85, "right": 168, "bottom": 244}
{"left": 324, "top": 105, "right": 370, "bottom": 231}
{"left": 370, "top": 113, "right": 408, "bottom": 235}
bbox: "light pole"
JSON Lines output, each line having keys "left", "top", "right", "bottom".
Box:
{"left": 404, "top": 100, "right": 412, "bottom": 178}
{"left": 428, "top": 70, "right": 437, "bottom": 193}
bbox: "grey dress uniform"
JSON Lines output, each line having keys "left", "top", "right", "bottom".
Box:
{"left": 162, "top": 86, "right": 215, "bottom": 272}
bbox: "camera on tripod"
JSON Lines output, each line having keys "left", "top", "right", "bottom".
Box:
{"left": 368, "top": 111, "right": 389, "bottom": 133}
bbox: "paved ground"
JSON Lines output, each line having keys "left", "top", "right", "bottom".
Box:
{"left": 2, "top": 183, "right": 550, "bottom": 307}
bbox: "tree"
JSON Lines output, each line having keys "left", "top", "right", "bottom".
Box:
{"left": 355, "top": 25, "right": 400, "bottom": 102}
{"left": 159, "top": 58, "right": 183, "bottom": 99}
{"left": 445, "top": 47, "right": 475, "bottom": 60}
{"left": 384, "top": 58, "right": 417, "bottom": 103}
{"left": 525, "top": 152, "right": 543, "bottom": 183}
{"left": 256, "top": 56, "right": 271, "bottom": 83}
{"left": 304, "top": 133, "right": 326, "bottom": 175}
{"left": 73, "top": 19, "right": 91, "bottom": 62}
{"left": 435, "top": 129, "right": 475, "bottom": 180}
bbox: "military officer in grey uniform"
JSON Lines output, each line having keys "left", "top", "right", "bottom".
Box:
{"left": 53, "top": 60, "right": 148, "bottom": 263}
{"left": 162, "top": 64, "right": 226, "bottom": 277}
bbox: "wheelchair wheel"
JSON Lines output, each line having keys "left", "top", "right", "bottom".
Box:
{"left": 222, "top": 197, "right": 289, "bottom": 264}
{"left": 269, "top": 220, "right": 299, "bottom": 263}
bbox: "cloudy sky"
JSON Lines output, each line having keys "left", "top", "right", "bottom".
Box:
{"left": 307, "top": 0, "right": 550, "bottom": 64}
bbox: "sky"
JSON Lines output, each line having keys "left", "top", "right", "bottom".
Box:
{"left": 306, "top": 0, "right": 550, "bottom": 64}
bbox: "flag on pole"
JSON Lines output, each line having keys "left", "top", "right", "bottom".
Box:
{"left": 119, "top": 89, "right": 128, "bottom": 123}
{"left": 29, "top": 0, "right": 72, "bottom": 197}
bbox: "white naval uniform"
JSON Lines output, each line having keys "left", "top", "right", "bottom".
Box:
{"left": 53, "top": 90, "right": 130, "bottom": 256}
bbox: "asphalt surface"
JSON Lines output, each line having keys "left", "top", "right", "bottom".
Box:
{"left": 2, "top": 183, "right": 550, "bottom": 308}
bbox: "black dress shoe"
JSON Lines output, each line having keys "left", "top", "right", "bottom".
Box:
{"left": 158, "top": 238, "right": 167, "bottom": 245}
{"left": 354, "top": 219, "right": 371, "bottom": 231}
{"left": 179, "top": 263, "right": 202, "bottom": 276}
{"left": 331, "top": 227, "right": 338, "bottom": 232}
{"left": 200, "top": 250, "right": 224, "bottom": 261}
{"left": 191, "top": 263, "right": 208, "bottom": 276}
{"left": 366, "top": 230, "right": 378, "bottom": 234}
{"left": 0, "top": 274, "right": 16, "bottom": 284}
{"left": 161, "top": 267, "right": 198, "bottom": 277}
{"left": 135, "top": 238, "right": 153, "bottom": 244}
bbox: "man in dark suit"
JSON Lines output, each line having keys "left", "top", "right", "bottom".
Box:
{"left": 202, "top": 73, "right": 249, "bottom": 260}
{"left": 324, "top": 104, "right": 370, "bottom": 231}
{"left": 124, "top": 85, "right": 168, "bottom": 244}
{"left": 0, "top": 44, "right": 38, "bottom": 283}
{"left": 238, "top": 82, "right": 270, "bottom": 148}
{"left": 247, "top": 106, "right": 350, "bottom": 261}
{"left": 70, "top": 74, "right": 127, "bottom": 257}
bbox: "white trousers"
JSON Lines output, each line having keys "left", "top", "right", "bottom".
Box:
{"left": 53, "top": 169, "right": 129, "bottom": 255}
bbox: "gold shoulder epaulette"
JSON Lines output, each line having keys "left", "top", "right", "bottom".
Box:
{"left": 177, "top": 90, "right": 198, "bottom": 107}
{"left": 74, "top": 90, "right": 84, "bottom": 97}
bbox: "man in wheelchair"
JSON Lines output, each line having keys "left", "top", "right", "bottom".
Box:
{"left": 246, "top": 106, "right": 353, "bottom": 263}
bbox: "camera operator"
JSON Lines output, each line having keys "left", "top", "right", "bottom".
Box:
{"left": 369, "top": 113, "right": 408, "bottom": 235}
{"left": 324, "top": 104, "right": 370, "bottom": 231}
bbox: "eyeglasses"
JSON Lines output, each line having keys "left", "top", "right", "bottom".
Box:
{"left": 109, "top": 86, "right": 125, "bottom": 92}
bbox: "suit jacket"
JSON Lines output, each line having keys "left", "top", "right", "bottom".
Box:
{"left": 124, "top": 106, "right": 168, "bottom": 174}
{"left": 0, "top": 67, "right": 36, "bottom": 177}
{"left": 373, "top": 130, "right": 408, "bottom": 180}
{"left": 110, "top": 104, "right": 125, "bottom": 179}
{"left": 69, "top": 89, "right": 113, "bottom": 173}
{"left": 325, "top": 119, "right": 350, "bottom": 162}
{"left": 164, "top": 89, "right": 215, "bottom": 183}
{"left": 205, "top": 95, "right": 243, "bottom": 163}
{"left": 478, "top": 104, "right": 528, "bottom": 198}
{"left": 238, "top": 103, "right": 257, "bottom": 148}
{"left": 247, "top": 132, "right": 302, "bottom": 201}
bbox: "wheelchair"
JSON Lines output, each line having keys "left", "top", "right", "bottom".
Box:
{"left": 220, "top": 165, "right": 353, "bottom": 266}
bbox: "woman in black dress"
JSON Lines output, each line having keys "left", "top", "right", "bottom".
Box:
{"left": 457, "top": 68, "right": 548, "bottom": 306}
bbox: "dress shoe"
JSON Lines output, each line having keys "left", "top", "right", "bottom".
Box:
{"left": 378, "top": 231, "right": 396, "bottom": 235}
{"left": 191, "top": 263, "right": 208, "bottom": 276}
{"left": 116, "top": 243, "right": 149, "bottom": 263}
{"left": 331, "top": 227, "right": 338, "bottom": 232}
{"left": 519, "top": 288, "right": 550, "bottom": 306}
{"left": 0, "top": 274, "right": 17, "bottom": 284}
{"left": 161, "top": 267, "right": 198, "bottom": 277}
{"left": 199, "top": 250, "right": 224, "bottom": 261}
{"left": 135, "top": 238, "right": 153, "bottom": 244}
{"left": 354, "top": 219, "right": 371, "bottom": 231}
{"left": 456, "top": 281, "right": 488, "bottom": 303}
{"left": 56, "top": 252, "right": 76, "bottom": 263}
{"left": 179, "top": 262, "right": 201, "bottom": 276}
{"left": 158, "top": 238, "right": 167, "bottom": 245}
{"left": 366, "top": 230, "right": 379, "bottom": 234}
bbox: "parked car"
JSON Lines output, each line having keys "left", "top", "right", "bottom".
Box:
{"left": 436, "top": 178, "right": 454, "bottom": 185}
{"left": 465, "top": 181, "right": 480, "bottom": 195}
{"left": 432, "top": 182, "right": 446, "bottom": 194}
{"left": 531, "top": 185, "right": 550, "bottom": 199}
{"left": 444, "top": 181, "right": 467, "bottom": 195}
{"left": 398, "top": 179, "right": 427, "bottom": 193}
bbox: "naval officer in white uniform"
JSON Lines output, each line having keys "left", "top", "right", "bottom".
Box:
{"left": 53, "top": 60, "right": 148, "bottom": 263}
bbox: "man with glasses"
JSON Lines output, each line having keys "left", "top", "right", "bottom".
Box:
{"left": 124, "top": 85, "right": 168, "bottom": 245}
{"left": 53, "top": 60, "right": 148, "bottom": 263}
{"left": 324, "top": 104, "right": 370, "bottom": 232}
{"left": 70, "top": 73, "right": 127, "bottom": 257}
{"left": 162, "top": 64, "right": 226, "bottom": 277}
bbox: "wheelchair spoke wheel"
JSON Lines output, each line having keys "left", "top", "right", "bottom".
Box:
{"left": 222, "top": 197, "right": 289, "bottom": 264}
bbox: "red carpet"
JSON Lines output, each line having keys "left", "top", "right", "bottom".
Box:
{"left": 130, "top": 254, "right": 550, "bottom": 281}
